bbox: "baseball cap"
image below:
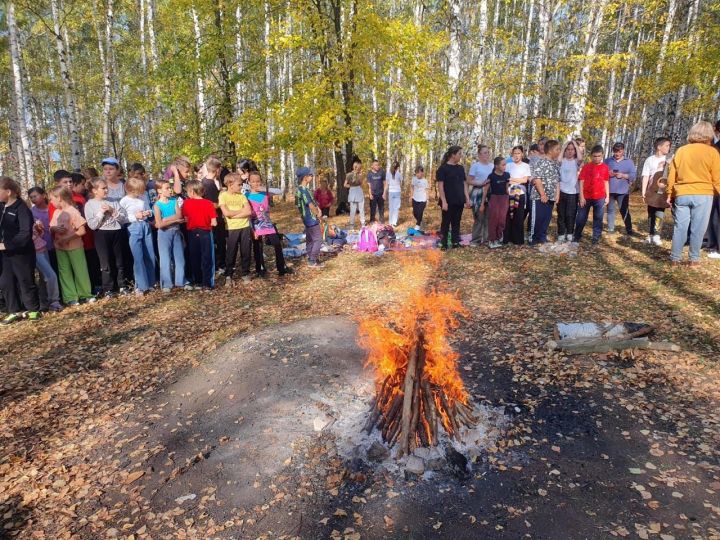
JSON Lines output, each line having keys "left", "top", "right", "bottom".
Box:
{"left": 101, "top": 157, "right": 120, "bottom": 167}
{"left": 296, "top": 166, "right": 315, "bottom": 179}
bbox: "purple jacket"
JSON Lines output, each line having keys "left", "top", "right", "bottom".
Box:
{"left": 604, "top": 157, "right": 637, "bottom": 195}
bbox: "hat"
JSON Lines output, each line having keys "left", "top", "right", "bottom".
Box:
{"left": 101, "top": 157, "right": 120, "bottom": 167}
{"left": 296, "top": 166, "right": 315, "bottom": 179}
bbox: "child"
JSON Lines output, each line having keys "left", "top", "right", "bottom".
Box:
{"left": 296, "top": 167, "right": 324, "bottom": 268}
{"left": 49, "top": 186, "right": 95, "bottom": 306}
{"left": 557, "top": 141, "right": 581, "bottom": 243}
{"left": 314, "top": 179, "right": 335, "bottom": 218}
{"left": 182, "top": 180, "right": 217, "bottom": 289}
{"left": 505, "top": 146, "right": 531, "bottom": 245}
{"left": 167, "top": 156, "right": 193, "bottom": 197}
{"left": 219, "top": 173, "right": 253, "bottom": 285}
{"left": 410, "top": 165, "right": 428, "bottom": 230}
{"left": 573, "top": 145, "right": 610, "bottom": 245}
{"left": 344, "top": 157, "right": 365, "bottom": 228}
{"left": 0, "top": 177, "right": 41, "bottom": 324}
{"left": 385, "top": 161, "right": 402, "bottom": 227}
{"left": 120, "top": 177, "right": 156, "bottom": 295}
{"left": 85, "top": 178, "right": 130, "bottom": 297}
{"left": 153, "top": 179, "right": 189, "bottom": 292}
{"left": 28, "top": 185, "right": 56, "bottom": 268}
{"left": 529, "top": 139, "right": 562, "bottom": 245}
{"left": 484, "top": 157, "right": 510, "bottom": 248}
{"left": 72, "top": 172, "right": 101, "bottom": 293}
{"left": 248, "top": 171, "right": 293, "bottom": 277}
{"left": 201, "top": 157, "right": 227, "bottom": 272}
{"left": 641, "top": 137, "right": 672, "bottom": 246}
{"left": 32, "top": 215, "right": 63, "bottom": 312}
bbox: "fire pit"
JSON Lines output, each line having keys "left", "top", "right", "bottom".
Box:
{"left": 359, "top": 289, "right": 482, "bottom": 460}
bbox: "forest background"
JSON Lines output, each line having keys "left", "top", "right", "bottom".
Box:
{"left": 1, "top": 0, "right": 719, "bottom": 202}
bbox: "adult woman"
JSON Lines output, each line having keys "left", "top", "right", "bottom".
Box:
{"left": 667, "top": 121, "right": 720, "bottom": 264}
{"left": 504, "top": 146, "right": 531, "bottom": 245}
{"left": 386, "top": 161, "right": 402, "bottom": 227}
{"left": 556, "top": 140, "right": 581, "bottom": 242}
{"left": 0, "top": 177, "right": 41, "bottom": 324}
{"left": 436, "top": 146, "right": 470, "bottom": 250}
{"left": 467, "top": 145, "right": 493, "bottom": 245}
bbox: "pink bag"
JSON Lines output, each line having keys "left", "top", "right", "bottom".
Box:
{"left": 357, "top": 226, "right": 378, "bottom": 252}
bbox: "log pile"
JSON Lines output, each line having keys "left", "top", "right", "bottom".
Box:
{"left": 363, "top": 330, "right": 477, "bottom": 457}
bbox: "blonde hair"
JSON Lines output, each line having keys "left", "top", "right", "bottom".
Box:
{"left": 186, "top": 180, "right": 204, "bottom": 197}
{"left": 224, "top": 172, "right": 243, "bottom": 187}
{"left": 173, "top": 156, "right": 192, "bottom": 169}
{"left": 126, "top": 176, "right": 147, "bottom": 196}
{"left": 687, "top": 121, "right": 715, "bottom": 144}
{"left": 50, "top": 186, "right": 74, "bottom": 206}
{"left": 205, "top": 156, "right": 222, "bottom": 174}
{"left": 89, "top": 178, "right": 107, "bottom": 193}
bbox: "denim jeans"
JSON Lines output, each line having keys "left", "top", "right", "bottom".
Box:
{"left": 35, "top": 250, "right": 60, "bottom": 304}
{"left": 671, "top": 195, "right": 713, "bottom": 262}
{"left": 607, "top": 193, "right": 633, "bottom": 233}
{"left": 388, "top": 192, "right": 401, "bottom": 226}
{"left": 574, "top": 198, "right": 605, "bottom": 242}
{"left": 157, "top": 227, "right": 186, "bottom": 288}
{"left": 128, "top": 221, "right": 157, "bottom": 291}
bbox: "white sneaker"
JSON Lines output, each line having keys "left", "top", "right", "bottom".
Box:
{"left": 707, "top": 251, "right": 720, "bottom": 259}
{"left": 652, "top": 235, "right": 662, "bottom": 246}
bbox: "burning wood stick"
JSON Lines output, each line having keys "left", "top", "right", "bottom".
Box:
{"left": 398, "top": 331, "right": 421, "bottom": 457}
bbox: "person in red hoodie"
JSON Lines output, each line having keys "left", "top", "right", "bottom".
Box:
{"left": 573, "top": 145, "right": 610, "bottom": 245}
{"left": 181, "top": 180, "right": 217, "bottom": 290}
{"left": 313, "top": 178, "right": 335, "bottom": 218}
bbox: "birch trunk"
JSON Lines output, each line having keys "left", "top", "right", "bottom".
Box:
{"left": 146, "top": 0, "right": 159, "bottom": 71}
{"left": 7, "top": 0, "right": 34, "bottom": 188}
{"left": 600, "top": 7, "right": 624, "bottom": 148}
{"left": 518, "top": 0, "right": 536, "bottom": 138}
{"left": 100, "top": 0, "right": 115, "bottom": 156}
{"left": 235, "top": 4, "right": 244, "bottom": 115}
{"left": 667, "top": 0, "right": 700, "bottom": 140}
{"left": 191, "top": 5, "right": 207, "bottom": 147}
{"left": 264, "top": 0, "right": 274, "bottom": 184}
{"left": 50, "top": 0, "right": 82, "bottom": 169}
{"left": 473, "top": 0, "right": 489, "bottom": 139}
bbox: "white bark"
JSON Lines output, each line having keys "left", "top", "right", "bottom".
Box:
{"left": 264, "top": 0, "right": 274, "bottom": 184}
{"left": 146, "top": 0, "right": 159, "bottom": 71}
{"left": 191, "top": 5, "right": 206, "bottom": 146}
{"left": 518, "top": 0, "right": 535, "bottom": 137}
{"left": 447, "top": 0, "right": 461, "bottom": 91}
{"left": 100, "top": 0, "right": 115, "bottom": 155}
{"left": 668, "top": 0, "right": 700, "bottom": 138}
{"left": 139, "top": 0, "right": 148, "bottom": 73}
{"left": 7, "top": 1, "right": 34, "bottom": 188}
{"left": 235, "top": 4, "right": 244, "bottom": 115}
{"left": 473, "top": 0, "right": 489, "bottom": 139}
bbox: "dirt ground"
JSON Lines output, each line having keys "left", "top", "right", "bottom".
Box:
{"left": 2, "top": 197, "right": 720, "bottom": 539}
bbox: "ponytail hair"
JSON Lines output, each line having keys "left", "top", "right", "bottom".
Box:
{"left": 440, "top": 145, "right": 462, "bottom": 166}
{"left": 0, "top": 177, "right": 22, "bottom": 198}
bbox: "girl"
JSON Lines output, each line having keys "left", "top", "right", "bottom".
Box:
{"left": 504, "top": 146, "right": 531, "bottom": 245}
{"left": 30, "top": 203, "right": 63, "bottom": 312}
{"left": 411, "top": 166, "right": 428, "bottom": 230}
{"left": 85, "top": 178, "right": 129, "bottom": 297}
{"left": 386, "top": 161, "right": 402, "bottom": 227}
{"left": 220, "top": 173, "right": 253, "bottom": 285}
{"left": 153, "top": 179, "right": 189, "bottom": 292}
{"left": 49, "top": 186, "right": 94, "bottom": 306}
{"left": 120, "top": 177, "right": 156, "bottom": 295}
{"left": 0, "top": 177, "right": 41, "bottom": 324}
{"left": 314, "top": 179, "right": 335, "bottom": 218}
{"left": 556, "top": 141, "right": 581, "bottom": 243}
{"left": 28, "top": 186, "right": 55, "bottom": 269}
{"left": 181, "top": 181, "right": 217, "bottom": 289}
{"left": 248, "top": 171, "right": 293, "bottom": 277}
{"left": 167, "top": 156, "right": 193, "bottom": 197}
{"left": 485, "top": 157, "right": 510, "bottom": 248}
{"left": 436, "top": 146, "right": 470, "bottom": 250}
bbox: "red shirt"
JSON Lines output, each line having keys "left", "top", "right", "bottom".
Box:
{"left": 313, "top": 188, "right": 335, "bottom": 209}
{"left": 182, "top": 197, "right": 216, "bottom": 231}
{"left": 579, "top": 162, "right": 610, "bottom": 200}
{"left": 49, "top": 194, "right": 95, "bottom": 249}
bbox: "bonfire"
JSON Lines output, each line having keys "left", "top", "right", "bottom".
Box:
{"left": 359, "top": 290, "right": 478, "bottom": 457}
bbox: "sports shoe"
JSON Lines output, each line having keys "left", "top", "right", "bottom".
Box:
{"left": 224, "top": 276, "right": 233, "bottom": 287}
{"left": 645, "top": 235, "right": 653, "bottom": 244}
{"left": 161, "top": 287, "right": 172, "bottom": 293}
{"left": 241, "top": 275, "right": 252, "bottom": 284}
{"left": 84, "top": 297, "right": 98, "bottom": 304}
{"left": 279, "top": 267, "right": 294, "bottom": 276}
{"left": 118, "top": 287, "right": 130, "bottom": 296}
{"left": 27, "top": 311, "right": 41, "bottom": 322}
{"left": 489, "top": 241, "right": 501, "bottom": 249}
{"left": 1, "top": 313, "right": 22, "bottom": 325}
{"left": 135, "top": 289, "right": 145, "bottom": 297}
{"left": 66, "top": 300, "right": 80, "bottom": 307}
{"left": 308, "top": 261, "right": 325, "bottom": 268}
{"left": 48, "top": 302, "right": 64, "bottom": 312}
{"left": 652, "top": 235, "right": 662, "bottom": 246}
{"left": 707, "top": 251, "right": 720, "bottom": 259}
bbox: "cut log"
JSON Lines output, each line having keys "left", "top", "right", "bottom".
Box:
{"left": 398, "top": 331, "right": 421, "bottom": 457}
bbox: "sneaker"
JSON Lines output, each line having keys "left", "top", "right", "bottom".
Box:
{"left": 66, "top": 300, "right": 80, "bottom": 307}
{"left": 48, "top": 302, "right": 64, "bottom": 312}
{"left": 308, "top": 261, "right": 325, "bottom": 268}
{"left": 1, "top": 313, "right": 22, "bottom": 325}
{"left": 135, "top": 290, "right": 145, "bottom": 297}
{"left": 27, "top": 311, "right": 41, "bottom": 322}
{"left": 84, "top": 297, "right": 98, "bottom": 304}
{"left": 161, "top": 287, "right": 172, "bottom": 293}
{"left": 183, "top": 284, "right": 195, "bottom": 291}
{"left": 118, "top": 287, "right": 130, "bottom": 296}
{"left": 489, "top": 241, "right": 501, "bottom": 249}
{"left": 201, "top": 286, "right": 213, "bottom": 292}
{"left": 224, "top": 276, "right": 233, "bottom": 287}
{"left": 645, "top": 235, "right": 653, "bottom": 244}
{"left": 708, "top": 251, "right": 720, "bottom": 259}
{"left": 591, "top": 237, "right": 600, "bottom": 245}
{"left": 103, "top": 292, "right": 117, "bottom": 299}
{"left": 241, "top": 275, "right": 252, "bottom": 284}
{"left": 652, "top": 235, "right": 662, "bottom": 246}
{"left": 279, "top": 267, "right": 294, "bottom": 276}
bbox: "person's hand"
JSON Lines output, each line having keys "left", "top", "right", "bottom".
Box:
{"left": 479, "top": 202, "right": 486, "bottom": 214}
{"left": 641, "top": 193, "right": 646, "bottom": 203}
{"left": 135, "top": 210, "right": 145, "bottom": 220}
{"left": 666, "top": 195, "right": 672, "bottom": 206}
{"left": 144, "top": 210, "right": 153, "bottom": 218}
{"left": 101, "top": 203, "right": 111, "bottom": 213}
{"left": 369, "top": 192, "right": 374, "bottom": 200}
{"left": 605, "top": 197, "right": 610, "bottom": 206}
{"left": 579, "top": 197, "right": 586, "bottom": 208}
{"left": 465, "top": 201, "right": 471, "bottom": 209}
{"left": 441, "top": 201, "right": 448, "bottom": 211}
{"left": 540, "top": 193, "right": 548, "bottom": 203}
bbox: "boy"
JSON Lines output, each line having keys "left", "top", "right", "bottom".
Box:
{"left": 641, "top": 137, "right": 672, "bottom": 246}
{"left": 604, "top": 142, "right": 636, "bottom": 235}
{"left": 219, "top": 173, "right": 253, "bottom": 285}
{"left": 296, "top": 167, "right": 324, "bottom": 268}
{"left": 181, "top": 181, "right": 217, "bottom": 290}
{"left": 367, "top": 159, "right": 385, "bottom": 224}
{"left": 574, "top": 145, "right": 610, "bottom": 245}
{"left": 529, "top": 139, "right": 561, "bottom": 245}
{"left": 201, "top": 156, "right": 226, "bottom": 272}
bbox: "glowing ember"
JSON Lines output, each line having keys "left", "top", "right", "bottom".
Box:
{"left": 359, "top": 289, "right": 478, "bottom": 457}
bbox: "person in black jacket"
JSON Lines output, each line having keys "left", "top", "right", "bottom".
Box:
{"left": 0, "top": 177, "right": 41, "bottom": 324}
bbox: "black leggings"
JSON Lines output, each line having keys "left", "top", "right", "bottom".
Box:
{"left": 93, "top": 229, "right": 128, "bottom": 293}
{"left": 253, "top": 233, "right": 287, "bottom": 274}
{"left": 0, "top": 250, "right": 39, "bottom": 313}
{"left": 440, "top": 204, "right": 464, "bottom": 248}
{"left": 412, "top": 200, "right": 426, "bottom": 227}
{"left": 504, "top": 195, "right": 526, "bottom": 245}
{"left": 557, "top": 193, "right": 578, "bottom": 236}
{"left": 225, "top": 227, "right": 252, "bottom": 277}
